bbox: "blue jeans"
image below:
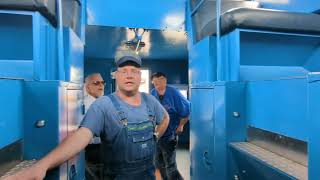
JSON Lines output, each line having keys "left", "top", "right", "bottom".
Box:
{"left": 155, "top": 137, "right": 184, "bottom": 180}
{"left": 104, "top": 166, "right": 155, "bottom": 180}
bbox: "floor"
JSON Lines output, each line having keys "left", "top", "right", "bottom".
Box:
{"left": 156, "top": 147, "right": 190, "bottom": 180}
{"left": 176, "top": 148, "right": 190, "bottom": 180}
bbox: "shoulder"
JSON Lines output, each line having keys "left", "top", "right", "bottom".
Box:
{"left": 167, "top": 85, "right": 176, "bottom": 91}
{"left": 167, "top": 86, "right": 189, "bottom": 102}
{"left": 167, "top": 85, "right": 180, "bottom": 95}
{"left": 95, "top": 95, "right": 112, "bottom": 104}
{"left": 150, "top": 88, "right": 157, "bottom": 95}
{"left": 90, "top": 95, "right": 113, "bottom": 110}
{"left": 142, "top": 93, "right": 160, "bottom": 106}
{"left": 142, "top": 92, "right": 157, "bottom": 102}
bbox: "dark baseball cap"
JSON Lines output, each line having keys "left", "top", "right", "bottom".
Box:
{"left": 115, "top": 50, "right": 141, "bottom": 68}
{"left": 151, "top": 72, "right": 166, "bottom": 80}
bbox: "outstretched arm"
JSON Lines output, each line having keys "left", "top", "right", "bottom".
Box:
{"left": 4, "top": 127, "right": 93, "bottom": 180}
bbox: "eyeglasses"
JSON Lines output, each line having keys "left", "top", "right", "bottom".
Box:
{"left": 117, "top": 69, "right": 141, "bottom": 76}
{"left": 91, "top": 81, "right": 106, "bottom": 86}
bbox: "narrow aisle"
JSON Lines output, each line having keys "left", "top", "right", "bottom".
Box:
{"left": 176, "top": 148, "right": 190, "bottom": 180}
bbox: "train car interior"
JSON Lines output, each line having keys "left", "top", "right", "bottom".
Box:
{"left": 0, "top": 0, "right": 320, "bottom": 179}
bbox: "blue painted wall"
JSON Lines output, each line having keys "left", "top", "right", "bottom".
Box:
{"left": 0, "top": 13, "right": 34, "bottom": 79}
{"left": 144, "top": 60, "right": 188, "bottom": 85}
{"left": 189, "top": 37, "right": 216, "bottom": 84}
{"left": 0, "top": 13, "right": 33, "bottom": 60}
{"left": 246, "top": 78, "right": 308, "bottom": 141}
{"left": 308, "top": 73, "right": 320, "bottom": 179}
{"left": 0, "top": 11, "right": 58, "bottom": 80}
{"left": 63, "top": 28, "right": 84, "bottom": 83}
{"left": 0, "top": 79, "right": 23, "bottom": 149}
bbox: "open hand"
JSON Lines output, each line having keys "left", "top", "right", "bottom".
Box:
{"left": 175, "top": 125, "right": 184, "bottom": 134}
{"left": 2, "top": 164, "right": 47, "bottom": 180}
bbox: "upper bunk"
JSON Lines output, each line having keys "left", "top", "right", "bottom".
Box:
{"left": 189, "top": 0, "right": 320, "bottom": 83}
{"left": 203, "top": 8, "right": 320, "bottom": 37}
{"left": 191, "top": 0, "right": 320, "bottom": 42}
{"left": 0, "top": 0, "right": 57, "bottom": 26}
{"left": 0, "top": 0, "right": 83, "bottom": 35}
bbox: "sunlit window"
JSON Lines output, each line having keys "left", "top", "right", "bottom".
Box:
{"left": 169, "top": 84, "right": 189, "bottom": 99}
{"left": 179, "top": 89, "right": 188, "bottom": 99}
{"left": 139, "top": 69, "right": 149, "bottom": 93}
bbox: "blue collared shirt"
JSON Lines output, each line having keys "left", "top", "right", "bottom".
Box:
{"left": 151, "top": 85, "right": 190, "bottom": 139}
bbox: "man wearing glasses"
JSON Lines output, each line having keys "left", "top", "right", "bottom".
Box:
{"left": 4, "top": 50, "right": 169, "bottom": 180}
{"left": 83, "top": 73, "right": 105, "bottom": 179}
{"left": 84, "top": 73, "right": 105, "bottom": 112}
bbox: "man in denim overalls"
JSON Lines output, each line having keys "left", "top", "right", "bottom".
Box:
{"left": 4, "top": 51, "right": 169, "bottom": 180}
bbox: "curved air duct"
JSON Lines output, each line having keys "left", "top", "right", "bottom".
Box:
{"left": 192, "top": 0, "right": 261, "bottom": 42}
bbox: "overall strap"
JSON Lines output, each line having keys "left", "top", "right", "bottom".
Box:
{"left": 141, "top": 93, "right": 156, "bottom": 126}
{"left": 107, "top": 94, "right": 128, "bottom": 126}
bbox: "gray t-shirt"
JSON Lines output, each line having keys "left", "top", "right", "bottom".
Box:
{"left": 80, "top": 93, "right": 166, "bottom": 143}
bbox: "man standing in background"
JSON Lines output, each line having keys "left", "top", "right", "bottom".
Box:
{"left": 83, "top": 73, "right": 106, "bottom": 179}
{"left": 151, "top": 72, "right": 190, "bottom": 180}
{"left": 84, "top": 73, "right": 105, "bottom": 111}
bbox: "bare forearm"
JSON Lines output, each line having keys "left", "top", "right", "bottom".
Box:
{"left": 2, "top": 128, "right": 93, "bottom": 180}
{"left": 179, "top": 116, "right": 189, "bottom": 126}
{"left": 156, "top": 112, "right": 169, "bottom": 137}
{"left": 36, "top": 127, "right": 92, "bottom": 170}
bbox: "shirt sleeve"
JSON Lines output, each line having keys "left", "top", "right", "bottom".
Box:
{"left": 173, "top": 88, "right": 190, "bottom": 118}
{"left": 80, "top": 98, "right": 105, "bottom": 137}
{"left": 148, "top": 95, "right": 166, "bottom": 125}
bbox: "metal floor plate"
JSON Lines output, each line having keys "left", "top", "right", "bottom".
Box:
{"left": 0, "top": 160, "right": 37, "bottom": 179}
{"left": 230, "top": 142, "right": 307, "bottom": 180}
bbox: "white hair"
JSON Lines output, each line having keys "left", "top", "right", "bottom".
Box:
{"left": 85, "top": 73, "right": 102, "bottom": 84}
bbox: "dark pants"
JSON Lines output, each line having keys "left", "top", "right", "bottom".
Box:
{"left": 155, "top": 137, "right": 184, "bottom": 180}
{"left": 104, "top": 166, "right": 155, "bottom": 180}
{"left": 85, "top": 144, "right": 104, "bottom": 180}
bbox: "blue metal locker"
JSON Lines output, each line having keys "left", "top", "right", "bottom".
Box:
{"left": 24, "top": 81, "right": 85, "bottom": 180}
{"left": 190, "top": 85, "right": 215, "bottom": 179}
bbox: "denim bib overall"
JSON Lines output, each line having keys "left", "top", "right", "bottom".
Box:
{"left": 104, "top": 93, "right": 156, "bottom": 180}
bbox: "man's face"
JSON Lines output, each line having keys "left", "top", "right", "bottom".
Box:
{"left": 86, "top": 74, "right": 105, "bottom": 98}
{"left": 115, "top": 65, "right": 141, "bottom": 96}
{"left": 152, "top": 76, "right": 167, "bottom": 92}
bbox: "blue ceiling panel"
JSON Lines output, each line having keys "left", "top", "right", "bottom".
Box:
{"left": 87, "top": 0, "right": 186, "bottom": 31}
{"left": 85, "top": 25, "right": 188, "bottom": 60}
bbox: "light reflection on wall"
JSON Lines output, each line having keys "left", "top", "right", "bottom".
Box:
{"left": 164, "top": 14, "right": 185, "bottom": 30}
{"left": 70, "top": 66, "right": 83, "bottom": 83}
{"left": 87, "top": 9, "right": 95, "bottom": 24}
{"left": 163, "top": 30, "right": 187, "bottom": 44}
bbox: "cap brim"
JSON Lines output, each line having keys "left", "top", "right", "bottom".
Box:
{"left": 116, "top": 56, "right": 141, "bottom": 67}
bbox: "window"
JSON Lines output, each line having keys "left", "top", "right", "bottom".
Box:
{"left": 169, "top": 84, "right": 189, "bottom": 99}
{"left": 139, "top": 69, "right": 150, "bottom": 93}
{"left": 179, "top": 89, "right": 188, "bottom": 99}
